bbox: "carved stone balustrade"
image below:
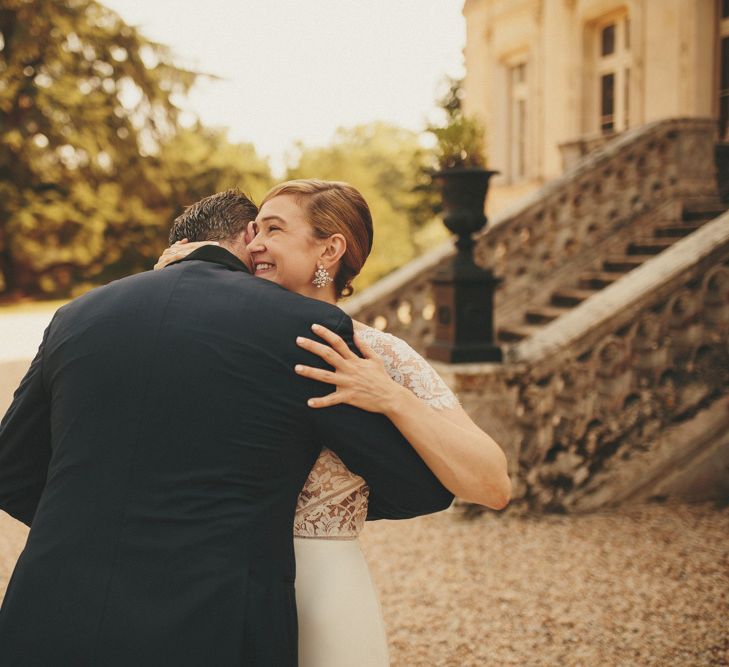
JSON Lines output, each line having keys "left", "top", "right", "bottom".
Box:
{"left": 558, "top": 131, "right": 616, "bottom": 172}
{"left": 437, "top": 212, "right": 729, "bottom": 511}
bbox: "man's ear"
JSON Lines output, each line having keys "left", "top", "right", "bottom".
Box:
{"left": 319, "top": 234, "right": 347, "bottom": 269}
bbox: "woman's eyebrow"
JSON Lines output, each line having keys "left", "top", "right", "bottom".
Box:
{"left": 258, "top": 215, "right": 287, "bottom": 226}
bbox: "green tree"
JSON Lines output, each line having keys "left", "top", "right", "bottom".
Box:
{"left": 0, "top": 0, "right": 197, "bottom": 298}
{"left": 156, "top": 124, "right": 273, "bottom": 225}
{"left": 286, "top": 122, "right": 446, "bottom": 292}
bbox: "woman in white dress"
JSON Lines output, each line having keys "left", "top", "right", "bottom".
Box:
{"left": 157, "top": 179, "right": 511, "bottom": 666}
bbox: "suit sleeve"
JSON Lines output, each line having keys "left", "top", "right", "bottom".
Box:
{"left": 0, "top": 321, "right": 54, "bottom": 526}
{"left": 311, "top": 313, "right": 454, "bottom": 520}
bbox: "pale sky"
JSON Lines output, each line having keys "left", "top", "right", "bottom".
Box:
{"left": 103, "top": 0, "right": 466, "bottom": 175}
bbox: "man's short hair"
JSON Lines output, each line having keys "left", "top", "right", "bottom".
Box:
{"left": 168, "top": 189, "right": 259, "bottom": 244}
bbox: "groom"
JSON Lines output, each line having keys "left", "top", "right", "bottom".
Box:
{"left": 0, "top": 189, "right": 453, "bottom": 666}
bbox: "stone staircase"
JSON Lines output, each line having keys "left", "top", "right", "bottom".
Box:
{"left": 346, "top": 119, "right": 722, "bottom": 356}
{"left": 497, "top": 201, "right": 727, "bottom": 343}
{"left": 344, "top": 117, "right": 729, "bottom": 511}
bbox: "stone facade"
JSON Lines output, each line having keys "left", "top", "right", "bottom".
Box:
{"left": 461, "top": 0, "right": 723, "bottom": 190}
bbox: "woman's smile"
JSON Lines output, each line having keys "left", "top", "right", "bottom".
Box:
{"left": 254, "top": 261, "right": 276, "bottom": 275}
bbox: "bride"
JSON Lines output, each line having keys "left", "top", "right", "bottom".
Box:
{"left": 156, "top": 179, "right": 511, "bottom": 666}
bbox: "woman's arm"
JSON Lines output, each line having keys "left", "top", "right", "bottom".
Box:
{"left": 379, "top": 386, "right": 510, "bottom": 510}
{"left": 295, "top": 324, "right": 511, "bottom": 510}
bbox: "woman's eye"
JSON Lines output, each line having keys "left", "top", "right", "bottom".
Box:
{"left": 269, "top": 225, "right": 281, "bottom": 232}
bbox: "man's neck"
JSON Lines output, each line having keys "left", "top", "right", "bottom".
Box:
{"left": 219, "top": 237, "right": 253, "bottom": 272}
{"left": 177, "top": 245, "right": 251, "bottom": 274}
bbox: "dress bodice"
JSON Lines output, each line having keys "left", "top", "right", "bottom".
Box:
{"left": 293, "top": 323, "right": 459, "bottom": 539}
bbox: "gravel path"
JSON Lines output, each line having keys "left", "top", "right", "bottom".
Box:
{"left": 1, "top": 500, "right": 727, "bottom": 666}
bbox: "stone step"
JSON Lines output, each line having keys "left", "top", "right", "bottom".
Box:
{"left": 627, "top": 238, "right": 677, "bottom": 255}
{"left": 550, "top": 287, "right": 599, "bottom": 308}
{"left": 682, "top": 205, "right": 726, "bottom": 222}
{"left": 578, "top": 271, "right": 626, "bottom": 289}
{"left": 602, "top": 255, "right": 654, "bottom": 272}
{"left": 524, "top": 305, "right": 573, "bottom": 325}
{"left": 653, "top": 223, "right": 704, "bottom": 238}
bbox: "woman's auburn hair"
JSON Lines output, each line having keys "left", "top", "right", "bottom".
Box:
{"left": 260, "top": 179, "right": 374, "bottom": 299}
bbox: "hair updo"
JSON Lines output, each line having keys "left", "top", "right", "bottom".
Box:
{"left": 260, "top": 179, "right": 374, "bottom": 299}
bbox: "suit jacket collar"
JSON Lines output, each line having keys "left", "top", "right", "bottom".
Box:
{"left": 175, "top": 244, "right": 251, "bottom": 274}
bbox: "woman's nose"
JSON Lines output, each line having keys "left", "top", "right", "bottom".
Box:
{"left": 247, "top": 232, "right": 265, "bottom": 253}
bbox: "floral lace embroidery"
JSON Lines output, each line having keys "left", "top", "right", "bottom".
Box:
{"left": 293, "top": 323, "right": 459, "bottom": 539}
{"left": 293, "top": 448, "right": 369, "bottom": 539}
{"left": 355, "top": 324, "right": 460, "bottom": 411}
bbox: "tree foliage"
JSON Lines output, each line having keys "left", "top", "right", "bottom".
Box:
{"left": 0, "top": 1, "right": 461, "bottom": 301}
{"left": 156, "top": 125, "right": 273, "bottom": 227}
{"left": 286, "top": 122, "right": 446, "bottom": 292}
{"left": 0, "top": 0, "right": 271, "bottom": 299}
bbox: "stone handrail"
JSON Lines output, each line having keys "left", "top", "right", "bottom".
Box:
{"left": 344, "top": 118, "right": 719, "bottom": 353}
{"left": 443, "top": 211, "right": 729, "bottom": 511}
{"left": 558, "top": 130, "right": 616, "bottom": 171}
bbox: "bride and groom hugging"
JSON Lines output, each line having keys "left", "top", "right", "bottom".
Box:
{"left": 0, "top": 180, "right": 511, "bottom": 666}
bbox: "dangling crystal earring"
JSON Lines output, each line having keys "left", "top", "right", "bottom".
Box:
{"left": 312, "top": 263, "right": 333, "bottom": 289}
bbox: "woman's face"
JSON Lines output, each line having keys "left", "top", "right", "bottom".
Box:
{"left": 247, "top": 194, "right": 326, "bottom": 298}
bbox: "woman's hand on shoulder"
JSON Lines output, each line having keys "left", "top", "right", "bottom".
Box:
{"left": 294, "top": 324, "right": 408, "bottom": 414}
{"left": 153, "top": 239, "right": 220, "bottom": 270}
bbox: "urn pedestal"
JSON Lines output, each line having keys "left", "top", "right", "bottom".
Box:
{"left": 426, "top": 168, "right": 502, "bottom": 363}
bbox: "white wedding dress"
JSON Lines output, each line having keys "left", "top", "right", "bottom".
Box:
{"left": 293, "top": 323, "right": 459, "bottom": 667}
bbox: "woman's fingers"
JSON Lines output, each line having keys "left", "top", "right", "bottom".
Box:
{"left": 311, "top": 324, "right": 357, "bottom": 359}
{"left": 295, "top": 333, "right": 395, "bottom": 413}
{"left": 296, "top": 336, "right": 344, "bottom": 367}
{"left": 168, "top": 240, "right": 218, "bottom": 253}
{"left": 154, "top": 240, "right": 220, "bottom": 270}
{"left": 153, "top": 252, "right": 181, "bottom": 270}
{"left": 187, "top": 240, "right": 219, "bottom": 250}
{"left": 166, "top": 239, "right": 190, "bottom": 253}
{"left": 294, "top": 364, "right": 338, "bottom": 385}
{"left": 306, "top": 392, "right": 344, "bottom": 409}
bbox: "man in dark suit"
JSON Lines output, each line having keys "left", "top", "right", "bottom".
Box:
{"left": 0, "top": 190, "right": 453, "bottom": 666}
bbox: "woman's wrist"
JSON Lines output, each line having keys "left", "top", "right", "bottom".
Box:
{"left": 381, "top": 381, "right": 417, "bottom": 420}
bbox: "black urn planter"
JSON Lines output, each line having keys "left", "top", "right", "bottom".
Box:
{"left": 435, "top": 167, "right": 497, "bottom": 237}
{"left": 426, "top": 167, "right": 502, "bottom": 363}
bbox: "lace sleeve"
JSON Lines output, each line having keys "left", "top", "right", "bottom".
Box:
{"left": 355, "top": 325, "right": 460, "bottom": 410}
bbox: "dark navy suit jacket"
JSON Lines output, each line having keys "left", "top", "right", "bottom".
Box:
{"left": 0, "top": 246, "right": 452, "bottom": 666}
